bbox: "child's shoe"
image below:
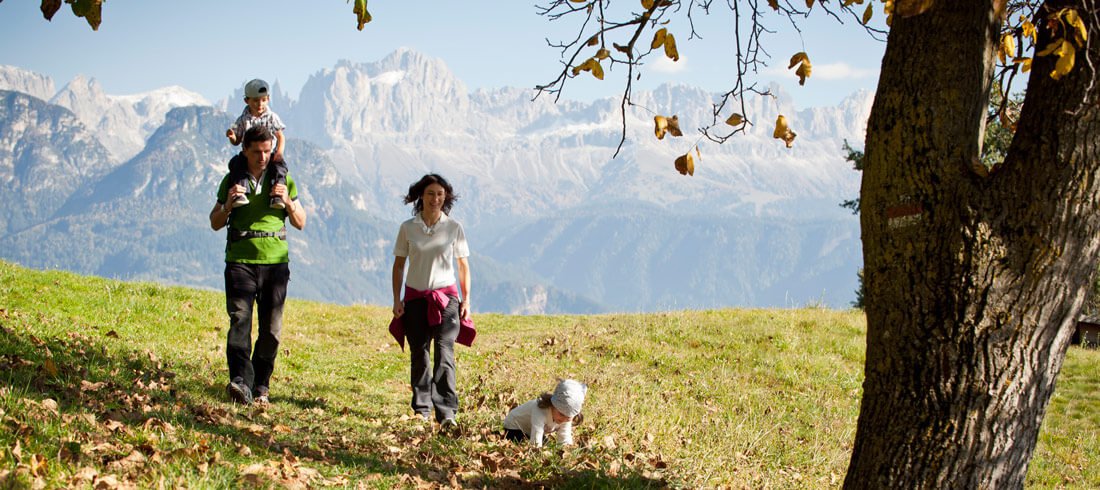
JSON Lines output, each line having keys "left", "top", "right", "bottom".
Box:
{"left": 231, "top": 194, "right": 250, "bottom": 208}
{"left": 270, "top": 196, "right": 286, "bottom": 209}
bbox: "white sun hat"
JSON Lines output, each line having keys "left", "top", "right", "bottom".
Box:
{"left": 551, "top": 379, "right": 587, "bottom": 418}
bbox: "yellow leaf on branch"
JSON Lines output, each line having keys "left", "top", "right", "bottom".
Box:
{"left": 725, "top": 113, "right": 744, "bottom": 126}
{"left": 1038, "top": 38, "right": 1076, "bottom": 80}
{"left": 663, "top": 32, "right": 680, "bottom": 62}
{"left": 642, "top": 0, "right": 655, "bottom": 9}
{"left": 1052, "top": 41, "right": 1076, "bottom": 80}
{"left": 773, "top": 115, "right": 797, "bottom": 148}
{"left": 789, "top": 52, "right": 812, "bottom": 86}
{"left": 1037, "top": 39, "right": 1060, "bottom": 57}
{"left": 768, "top": 0, "right": 779, "bottom": 11}
{"left": 795, "top": 61, "right": 813, "bottom": 86}
{"left": 595, "top": 48, "right": 610, "bottom": 60}
{"left": 654, "top": 115, "right": 668, "bottom": 139}
{"left": 998, "top": 33, "right": 1015, "bottom": 64}
{"left": 654, "top": 115, "right": 682, "bottom": 139}
{"left": 68, "top": 0, "right": 104, "bottom": 31}
{"left": 588, "top": 60, "right": 605, "bottom": 80}
{"left": 862, "top": 3, "right": 874, "bottom": 24}
{"left": 651, "top": 28, "right": 667, "bottom": 50}
{"left": 1062, "top": 8, "right": 1088, "bottom": 46}
{"left": 352, "top": 0, "right": 371, "bottom": 31}
{"left": 788, "top": 52, "right": 809, "bottom": 69}
{"left": 571, "top": 58, "right": 605, "bottom": 80}
{"left": 1020, "top": 17, "right": 1037, "bottom": 43}
{"left": 1013, "top": 57, "right": 1032, "bottom": 73}
{"left": 667, "top": 115, "right": 683, "bottom": 137}
{"left": 674, "top": 152, "right": 695, "bottom": 176}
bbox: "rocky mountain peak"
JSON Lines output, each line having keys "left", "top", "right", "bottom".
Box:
{"left": 0, "top": 65, "right": 55, "bottom": 102}
{"left": 50, "top": 74, "right": 110, "bottom": 122}
{"left": 0, "top": 50, "right": 870, "bottom": 311}
{"left": 291, "top": 49, "right": 471, "bottom": 146}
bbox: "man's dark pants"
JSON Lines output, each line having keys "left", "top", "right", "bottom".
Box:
{"left": 224, "top": 262, "right": 289, "bottom": 394}
{"left": 404, "top": 295, "right": 460, "bottom": 422}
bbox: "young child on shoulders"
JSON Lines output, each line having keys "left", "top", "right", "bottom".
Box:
{"left": 225, "top": 78, "right": 289, "bottom": 209}
{"left": 503, "top": 379, "right": 587, "bottom": 447}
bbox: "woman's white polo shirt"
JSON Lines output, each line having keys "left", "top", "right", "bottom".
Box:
{"left": 393, "top": 213, "right": 470, "bottom": 291}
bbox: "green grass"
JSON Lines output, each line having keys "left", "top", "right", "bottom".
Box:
{"left": 0, "top": 260, "right": 1097, "bottom": 488}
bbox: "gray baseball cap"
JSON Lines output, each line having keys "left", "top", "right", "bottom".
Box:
{"left": 244, "top": 79, "right": 270, "bottom": 99}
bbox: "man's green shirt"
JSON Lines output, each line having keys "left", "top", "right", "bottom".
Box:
{"left": 216, "top": 172, "right": 298, "bottom": 264}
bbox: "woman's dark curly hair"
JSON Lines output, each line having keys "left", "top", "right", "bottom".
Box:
{"left": 403, "top": 173, "right": 458, "bottom": 215}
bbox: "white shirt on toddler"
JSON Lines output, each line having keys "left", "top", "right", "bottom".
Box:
{"left": 503, "top": 399, "right": 574, "bottom": 447}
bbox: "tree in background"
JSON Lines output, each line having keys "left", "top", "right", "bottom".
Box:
{"left": 851, "top": 268, "right": 866, "bottom": 309}
{"left": 840, "top": 141, "right": 866, "bottom": 309}
{"left": 839, "top": 141, "right": 866, "bottom": 216}
{"left": 25, "top": 0, "right": 1100, "bottom": 487}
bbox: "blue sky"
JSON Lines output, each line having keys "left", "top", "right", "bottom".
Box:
{"left": 1, "top": 1, "right": 886, "bottom": 108}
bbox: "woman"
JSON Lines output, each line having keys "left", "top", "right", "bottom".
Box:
{"left": 391, "top": 173, "right": 471, "bottom": 428}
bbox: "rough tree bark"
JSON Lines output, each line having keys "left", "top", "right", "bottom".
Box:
{"left": 847, "top": 0, "right": 1100, "bottom": 487}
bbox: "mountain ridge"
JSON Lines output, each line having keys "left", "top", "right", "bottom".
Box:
{"left": 0, "top": 50, "right": 866, "bottom": 311}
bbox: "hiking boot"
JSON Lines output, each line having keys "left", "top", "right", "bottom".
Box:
{"left": 269, "top": 196, "right": 286, "bottom": 210}
{"left": 254, "top": 386, "right": 270, "bottom": 405}
{"left": 441, "top": 418, "right": 458, "bottom": 432}
{"left": 231, "top": 194, "right": 250, "bottom": 208}
{"left": 226, "top": 377, "right": 252, "bottom": 405}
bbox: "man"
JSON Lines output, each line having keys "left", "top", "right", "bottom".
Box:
{"left": 209, "top": 125, "right": 307, "bottom": 405}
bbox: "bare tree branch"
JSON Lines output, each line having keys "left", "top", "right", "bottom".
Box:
{"left": 532, "top": 1, "right": 1060, "bottom": 160}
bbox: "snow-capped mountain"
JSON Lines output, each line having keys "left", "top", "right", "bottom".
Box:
{"left": 46, "top": 76, "right": 208, "bottom": 162}
{"left": 0, "top": 90, "right": 113, "bottom": 234}
{"left": 0, "top": 50, "right": 869, "bottom": 311}
{"left": 275, "top": 49, "right": 870, "bottom": 227}
{"left": 0, "top": 65, "right": 55, "bottom": 101}
{"left": 0, "top": 68, "right": 209, "bottom": 163}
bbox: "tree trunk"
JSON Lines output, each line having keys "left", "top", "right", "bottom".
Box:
{"left": 846, "top": 0, "right": 1100, "bottom": 487}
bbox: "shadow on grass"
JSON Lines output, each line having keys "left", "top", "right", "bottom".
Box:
{"left": 196, "top": 383, "right": 330, "bottom": 411}
{"left": 0, "top": 325, "right": 671, "bottom": 488}
{"left": 277, "top": 394, "right": 331, "bottom": 411}
{"left": 481, "top": 471, "right": 668, "bottom": 489}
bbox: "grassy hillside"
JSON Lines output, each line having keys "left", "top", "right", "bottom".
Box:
{"left": 0, "top": 260, "right": 1096, "bottom": 488}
